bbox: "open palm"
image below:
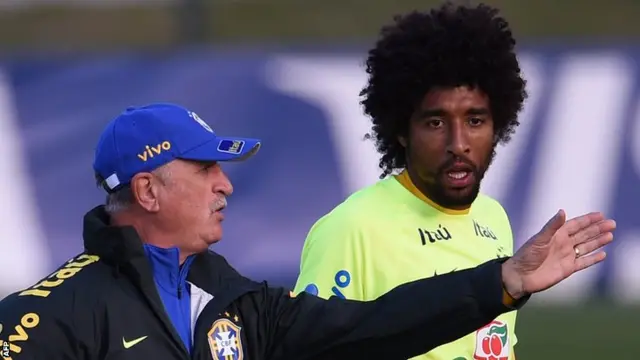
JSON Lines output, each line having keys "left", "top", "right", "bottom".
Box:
{"left": 502, "top": 210, "right": 615, "bottom": 298}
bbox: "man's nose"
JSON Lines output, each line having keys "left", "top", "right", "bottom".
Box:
{"left": 214, "top": 168, "right": 234, "bottom": 196}
{"left": 446, "top": 125, "right": 470, "bottom": 156}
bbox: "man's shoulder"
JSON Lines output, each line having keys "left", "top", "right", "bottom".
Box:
{"left": 0, "top": 252, "right": 112, "bottom": 327}
{"left": 191, "top": 250, "right": 262, "bottom": 292}
{"left": 314, "top": 178, "right": 400, "bottom": 228}
{"left": 473, "top": 193, "right": 510, "bottom": 219}
{"left": 344, "top": 176, "right": 403, "bottom": 204}
{"left": 194, "top": 250, "right": 253, "bottom": 280}
{"left": 1, "top": 253, "right": 111, "bottom": 307}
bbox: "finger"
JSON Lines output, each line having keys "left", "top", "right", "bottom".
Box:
{"left": 575, "top": 250, "right": 607, "bottom": 272}
{"left": 563, "top": 212, "right": 605, "bottom": 236}
{"left": 575, "top": 232, "right": 614, "bottom": 257}
{"left": 538, "top": 209, "right": 566, "bottom": 240}
{"left": 572, "top": 219, "right": 617, "bottom": 246}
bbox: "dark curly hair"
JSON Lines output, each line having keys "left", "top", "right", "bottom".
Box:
{"left": 360, "top": 2, "right": 527, "bottom": 178}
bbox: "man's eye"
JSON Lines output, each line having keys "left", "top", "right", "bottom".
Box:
{"left": 428, "top": 119, "right": 443, "bottom": 128}
{"left": 469, "top": 118, "right": 484, "bottom": 126}
{"left": 201, "top": 163, "right": 215, "bottom": 172}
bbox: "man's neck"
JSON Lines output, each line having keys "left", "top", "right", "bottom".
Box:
{"left": 110, "top": 212, "right": 190, "bottom": 264}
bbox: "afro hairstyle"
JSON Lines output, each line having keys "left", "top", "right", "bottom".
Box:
{"left": 360, "top": 2, "right": 527, "bottom": 178}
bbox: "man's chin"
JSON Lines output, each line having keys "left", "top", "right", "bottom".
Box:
{"left": 205, "top": 224, "right": 223, "bottom": 245}
{"left": 205, "top": 236, "right": 222, "bottom": 247}
{"left": 434, "top": 186, "right": 480, "bottom": 209}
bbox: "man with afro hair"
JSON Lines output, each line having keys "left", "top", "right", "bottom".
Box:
{"left": 295, "top": 2, "right": 528, "bottom": 360}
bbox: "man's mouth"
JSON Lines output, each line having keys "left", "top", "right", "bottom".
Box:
{"left": 447, "top": 171, "right": 470, "bottom": 180}
{"left": 443, "top": 162, "right": 475, "bottom": 188}
{"left": 210, "top": 197, "right": 227, "bottom": 213}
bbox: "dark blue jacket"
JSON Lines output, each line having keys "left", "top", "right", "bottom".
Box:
{"left": 0, "top": 205, "right": 527, "bottom": 360}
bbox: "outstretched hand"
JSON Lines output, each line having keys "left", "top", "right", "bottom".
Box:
{"left": 501, "top": 210, "right": 616, "bottom": 299}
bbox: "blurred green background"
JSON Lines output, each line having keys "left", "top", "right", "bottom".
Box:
{"left": 2, "top": 0, "right": 640, "bottom": 50}
{"left": 517, "top": 302, "right": 638, "bottom": 358}
{"left": 1, "top": 1, "right": 638, "bottom": 358}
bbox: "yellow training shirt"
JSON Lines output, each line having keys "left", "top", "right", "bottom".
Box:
{"left": 294, "top": 171, "right": 517, "bottom": 360}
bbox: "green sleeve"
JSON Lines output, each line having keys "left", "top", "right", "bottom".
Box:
{"left": 293, "top": 212, "right": 368, "bottom": 301}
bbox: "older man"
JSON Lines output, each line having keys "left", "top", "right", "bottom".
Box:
{"left": 0, "top": 103, "right": 615, "bottom": 360}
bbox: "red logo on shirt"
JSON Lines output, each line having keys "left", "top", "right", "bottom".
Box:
{"left": 473, "top": 320, "right": 510, "bottom": 360}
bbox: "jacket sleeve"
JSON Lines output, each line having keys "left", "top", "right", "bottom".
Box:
{"left": 0, "top": 291, "right": 89, "bottom": 359}
{"left": 264, "top": 258, "right": 527, "bottom": 360}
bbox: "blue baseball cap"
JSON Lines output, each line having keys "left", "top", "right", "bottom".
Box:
{"left": 93, "top": 103, "right": 261, "bottom": 192}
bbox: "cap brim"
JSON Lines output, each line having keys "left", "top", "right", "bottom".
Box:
{"left": 179, "top": 136, "right": 261, "bottom": 163}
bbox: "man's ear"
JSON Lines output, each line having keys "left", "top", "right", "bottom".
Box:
{"left": 398, "top": 136, "right": 408, "bottom": 148}
{"left": 130, "top": 173, "right": 160, "bottom": 212}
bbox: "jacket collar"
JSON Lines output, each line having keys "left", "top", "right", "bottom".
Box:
{"left": 83, "top": 205, "right": 146, "bottom": 265}
{"left": 82, "top": 205, "right": 256, "bottom": 293}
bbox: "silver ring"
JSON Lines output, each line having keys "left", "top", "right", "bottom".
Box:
{"left": 574, "top": 246, "right": 580, "bottom": 258}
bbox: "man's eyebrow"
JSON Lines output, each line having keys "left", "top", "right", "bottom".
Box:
{"left": 418, "top": 109, "right": 446, "bottom": 118}
{"left": 466, "top": 107, "right": 490, "bottom": 115}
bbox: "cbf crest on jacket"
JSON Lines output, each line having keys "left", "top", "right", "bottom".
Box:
{"left": 0, "top": 206, "right": 526, "bottom": 360}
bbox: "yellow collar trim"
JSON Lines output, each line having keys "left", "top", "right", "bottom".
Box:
{"left": 394, "top": 170, "right": 470, "bottom": 215}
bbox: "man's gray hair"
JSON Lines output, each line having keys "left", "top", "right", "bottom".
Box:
{"left": 103, "top": 186, "right": 135, "bottom": 214}
{"left": 95, "top": 167, "right": 171, "bottom": 214}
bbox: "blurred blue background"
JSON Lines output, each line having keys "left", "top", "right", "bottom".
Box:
{"left": 0, "top": 0, "right": 639, "bottom": 358}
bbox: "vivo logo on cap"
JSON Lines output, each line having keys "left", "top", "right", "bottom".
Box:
{"left": 137, "top": 141, "right": 172, "bottom": 162}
